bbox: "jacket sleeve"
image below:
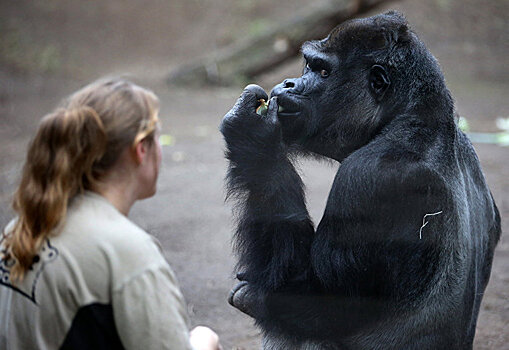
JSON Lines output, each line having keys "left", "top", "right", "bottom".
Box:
{"left": 112, "top": 264, "right": 194, "bottom": 350}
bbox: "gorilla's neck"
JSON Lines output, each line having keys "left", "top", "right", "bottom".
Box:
{"left": 297, "top": 138, "right": 356, "bottom": 163}
{"left": 299, "top": 107, "right": 454, "bottom": 163}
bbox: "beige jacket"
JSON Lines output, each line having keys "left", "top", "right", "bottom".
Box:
{"left": 0, "top": 191, "right": 193, "bottom": 350}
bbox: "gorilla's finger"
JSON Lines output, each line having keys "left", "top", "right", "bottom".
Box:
{"left": 266, "top": 97, "right": 278, "bottom": 123}
{"left": 228, "top": 281, "right": 249, "bottom": 308}
{"left": 236, "top": 271, "right": 247, "bottom": 281}
{"left": 234, "top": 84, "right": 268, "bottom": 113}
{"left": 244, "top": 84, "right": 268, "bottom": 101}
{"left": 228, "top": 281, "right": 259, "bottom": 319}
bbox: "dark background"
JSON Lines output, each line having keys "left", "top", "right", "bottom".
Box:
{"left": 1, "top": 0, "right": 507, "bottom": 348}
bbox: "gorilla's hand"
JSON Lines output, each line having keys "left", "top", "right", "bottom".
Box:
{"left": 228, "top": 281, "right": 264, "bottom": 319}
{"left": 220, "top": 84, "right": 283, "bottom": 163}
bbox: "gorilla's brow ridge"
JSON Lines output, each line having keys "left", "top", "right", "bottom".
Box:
{"left": 302, "top": 45, "right": 334, "bottom": 66}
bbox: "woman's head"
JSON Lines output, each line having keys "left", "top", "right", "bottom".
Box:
{"left": 63, "top": 78, "right": 160, "bottom": 178}
{"left": 2, "top": 78, "right": 160, "bottom": 281}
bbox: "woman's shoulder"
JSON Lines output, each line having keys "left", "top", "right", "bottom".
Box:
{"left": 61, "top": 191, "right": 168, "bottom": 268}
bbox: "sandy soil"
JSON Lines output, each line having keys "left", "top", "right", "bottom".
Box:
{"left": 0, "top": 0, "right": 507, "bottom": 349}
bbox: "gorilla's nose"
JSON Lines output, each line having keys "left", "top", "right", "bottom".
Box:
{"left": 283, "top": 78, "right": 304, "bottom": 94}
{"left": 271, "top": 78, "right": 304, "bottom": 97}
{"left": 283, "top": 79, "right": 295, "bottom": 88}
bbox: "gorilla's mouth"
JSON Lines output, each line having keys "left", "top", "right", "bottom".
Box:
{"left": 274, "top": 95, "right": 303, "bottom": 118}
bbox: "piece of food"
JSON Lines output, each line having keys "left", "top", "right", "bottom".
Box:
{"left": 256, "top": 99, "right": 269, "bottom": 116}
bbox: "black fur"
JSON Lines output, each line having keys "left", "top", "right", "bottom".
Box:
{"left": 220, "top": 11, "right": 500, "bottom": 350}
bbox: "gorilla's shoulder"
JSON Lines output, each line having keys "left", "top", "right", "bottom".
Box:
{"left": 336, "top": 133, "right": 451, "bottom": 207}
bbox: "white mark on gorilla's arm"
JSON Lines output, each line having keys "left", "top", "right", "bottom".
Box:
{"left": 419, "top": 211, "right": 443, "bottom": 239}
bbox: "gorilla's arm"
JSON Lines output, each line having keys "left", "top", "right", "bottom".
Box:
{"left": 220, "top": 85, "right": 314, "bottom": 291}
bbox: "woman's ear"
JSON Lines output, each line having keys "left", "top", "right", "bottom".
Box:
{"left": 133, "top": 139, "right": 148, "bottom": 165}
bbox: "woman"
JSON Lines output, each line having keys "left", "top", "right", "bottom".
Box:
{"left": 0, "top": 78, "right": 220, "bottom": 350}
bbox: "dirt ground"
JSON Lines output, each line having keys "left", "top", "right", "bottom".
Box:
{"left": 0, "top": 0, "right": 508, "bottom": 349}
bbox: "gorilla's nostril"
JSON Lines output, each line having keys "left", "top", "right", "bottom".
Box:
{"left": 284, "top": 80, "right": 295, "bottom": 89}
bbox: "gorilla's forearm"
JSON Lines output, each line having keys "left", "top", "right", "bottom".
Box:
{"left": 225, "top": 154, "right": 314, "bottom": 291}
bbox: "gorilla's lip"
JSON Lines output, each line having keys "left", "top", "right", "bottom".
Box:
{"left": 273, "top": 94, "right": 304, "bottom": 117}
{"left": 278, "top": 110, "right": 300, "bottom": 117}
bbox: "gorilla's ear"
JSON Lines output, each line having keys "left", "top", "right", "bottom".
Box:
{"left": 384, "top": 11, "right": 410, "bottom": 40}
{"left": 369, "top": 65, "right": 390, "bottom": 102}
{"left": 376, "top": 11, "right": 411, "bottom": 46}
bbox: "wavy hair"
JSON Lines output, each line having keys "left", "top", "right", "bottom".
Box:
{"left": 2, "top": 78, "right": 159, "bottom": 281}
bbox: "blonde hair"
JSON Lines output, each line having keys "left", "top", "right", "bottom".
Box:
{"left": 2, "top": 78, "right": 159, "bottom": 281}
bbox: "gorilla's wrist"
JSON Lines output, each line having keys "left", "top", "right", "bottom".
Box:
{"left": 225, "top": 139, "right": 287, "bottom": 166}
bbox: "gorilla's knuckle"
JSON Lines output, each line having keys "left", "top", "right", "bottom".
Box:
{"left": 220, "top": 113, "right": 234, "bottom": 126}
{"left": 243, "top": 84, "right": 268, "bottom": 100}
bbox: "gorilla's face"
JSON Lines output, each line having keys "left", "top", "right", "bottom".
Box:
{"left": 270, "top": 47, "right": 341, "bottom": 146}
{"left": 270, "top": 16, "right": 403, "bottom": 161}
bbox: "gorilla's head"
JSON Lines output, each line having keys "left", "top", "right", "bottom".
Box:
{"left": 271, "top": 11, "right": 453, "bottom": 161}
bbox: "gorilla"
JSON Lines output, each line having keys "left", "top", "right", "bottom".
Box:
{"left": 220, "top": 11, "right": 500, "bottom": 350}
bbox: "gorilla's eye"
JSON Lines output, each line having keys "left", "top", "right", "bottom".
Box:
{"left": 320, "top": 69, "right": 329, "bottom": 78}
